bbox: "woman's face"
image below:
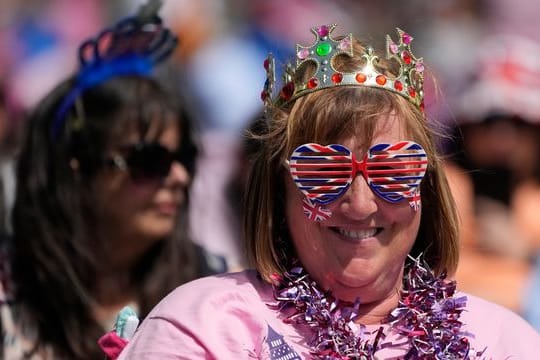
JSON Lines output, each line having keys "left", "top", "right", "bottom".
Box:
{"left": 94, "top": 119, "right": 190, "bottom": 267}
{"left": 285, "top": 113, "right": 421, "bottom": 303}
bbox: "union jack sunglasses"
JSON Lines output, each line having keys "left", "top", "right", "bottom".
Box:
{"left": 288, "top": 141, "right": 428, "bottom": 207}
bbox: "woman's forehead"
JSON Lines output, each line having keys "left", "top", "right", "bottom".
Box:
{"left": 304, "top": 111, "right": 409, "bottom": 144}
{"left": 143, "top": 114, "right": 179, "bottom": 141}
{"left": 109, "top": 113, "right": 179, "bottom": 147}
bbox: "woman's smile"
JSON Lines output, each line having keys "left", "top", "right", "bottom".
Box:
{"left": 329, "top": 226, "right": 382, "bottom": 243}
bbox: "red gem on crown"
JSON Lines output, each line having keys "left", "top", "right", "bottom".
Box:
{"left": 280, "top": 82, "right": 295, "bottom": 100}
{"left": 356, "top": 73, "right": 367, "bottom": 83}
{"left": 307, "top": 78, "right": 319, "bottom": 89}
{"left": 331, "top": 73, "right": 343, "bottom": 84}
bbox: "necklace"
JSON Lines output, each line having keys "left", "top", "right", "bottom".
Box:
{"left": 271, "top": 257, "right": 487, "bottom": 359}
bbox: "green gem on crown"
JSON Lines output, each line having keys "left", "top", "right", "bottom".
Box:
{"left": 316, "top": 43, "right": 332, "bottom": 56}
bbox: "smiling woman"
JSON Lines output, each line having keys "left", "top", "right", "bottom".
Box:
{"left": 116, "top": 23, "right": 539, "bottom": 359}
{"left": 0, "top": 3, "right": 221, "bottom": 359}
{"left": 284, "top": 113, "right": 423, "bottom": 309}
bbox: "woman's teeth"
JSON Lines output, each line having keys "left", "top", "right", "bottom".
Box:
{"left": 337, "top": 228, "right": 378, "bottom": 239}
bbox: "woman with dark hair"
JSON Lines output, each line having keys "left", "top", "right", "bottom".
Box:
{"left": 0, "top": 2, "right": 219, "bottom": 359}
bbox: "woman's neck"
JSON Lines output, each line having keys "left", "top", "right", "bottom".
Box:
{"left": 94, "top": 269, "right": 134, "bottom": 303}
{"left": 353, "top": 289, "right": 401, "bottom": 325}
{"left": 92, "top": 270, "right": 137, "bottom": 328}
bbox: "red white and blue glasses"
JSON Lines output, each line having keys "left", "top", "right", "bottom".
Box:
{"left": 288, "top": 141, "right": 428, "bottom": 221}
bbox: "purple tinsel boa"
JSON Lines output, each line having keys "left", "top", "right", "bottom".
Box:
{"left": 270, "top": 256, "right": 487, "bottom": 359}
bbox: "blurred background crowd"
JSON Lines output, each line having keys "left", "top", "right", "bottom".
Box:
{"left": 0, "top": 0, "right": 539, "bottom": 331}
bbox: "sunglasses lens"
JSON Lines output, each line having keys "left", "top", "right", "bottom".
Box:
{"left": 126, "top": 143, "right": 173, "bottom": 181}
{"left": 289, "top": 143, "right": 353, "bottom": 204}
{"left": 366, "top": 142, "right": 428, "bottom": 202}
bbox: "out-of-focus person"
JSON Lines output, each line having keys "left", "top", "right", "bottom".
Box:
{"left": 445, "top": 34, "right": 540, "bottom": 313}
{"left": 0, "top": 2, "right": 222, "bottom": 358}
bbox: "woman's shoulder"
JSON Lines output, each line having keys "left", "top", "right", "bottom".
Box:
{"left": 462, "top": 291, "right": 533, "bottom": 324}
{"left": 459, "top": 291, "right": 540, "bottom": 354}
{"left": 117, "top": 270, "right": 303, "bottom": 359}
{"left": 150, "top": 269, "right": 272, "bottom": 318}
{"left": 166, "top": 269, "right": 268, "bottom": 297}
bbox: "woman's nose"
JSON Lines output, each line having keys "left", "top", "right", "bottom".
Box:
{"left": 337, "top": 174, "right": 378, "bottom": 220}
{"left": 164, "top": 161, "right": 190, "bottom": 188}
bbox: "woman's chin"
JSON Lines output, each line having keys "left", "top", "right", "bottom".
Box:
{"left": 320, "top": 271, "right": 372, "bottom": 302}
{"left": 137, "top": 216, "right": 176, "bottom": 241}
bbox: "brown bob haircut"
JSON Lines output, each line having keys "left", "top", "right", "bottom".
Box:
{"left": 244, "top": 35, "right": 459, "bottom": 283}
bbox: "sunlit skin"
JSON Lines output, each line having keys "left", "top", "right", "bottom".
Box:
{"left": 93, "top": 119, "right": 190, "bottom": 271}
{"left": 285, "top": 113, "right": 421, "bottom": 324}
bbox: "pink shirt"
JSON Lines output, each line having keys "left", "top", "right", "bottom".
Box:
{"left": 119, "top": 270, "right": 540, "bottom": 359}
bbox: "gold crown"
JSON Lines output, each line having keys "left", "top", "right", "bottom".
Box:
{"left": 261, "top": 24, "right": 425, "bottom": 111}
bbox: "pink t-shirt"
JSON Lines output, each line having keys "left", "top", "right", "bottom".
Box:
{"left": 118, "top": 270, "right": 540, "bottom": 359}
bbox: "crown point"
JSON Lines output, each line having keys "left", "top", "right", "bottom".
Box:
{"left": 297, "top": 48, "right": 310, "bottom": 60}
{"left": 338, "top": 37, "right": 351, "bottom": 51}
{"left": 376, "top": 75, "right": 387, "bottom": 85}
{"left": 331, "top": 73, "right": 343, "bottom": 84}
{"left": 317, "top": 25, "right": 330, "bottom": 37}
{"left": 402, "top": 32, "right": 413, "bottom": 44}
{"left": 389, "top": 42, "right": 399, "bottom": 54}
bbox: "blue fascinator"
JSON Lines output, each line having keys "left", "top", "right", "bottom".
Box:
{"left": 51, "top": 0, "right": 177, "bottom": 139}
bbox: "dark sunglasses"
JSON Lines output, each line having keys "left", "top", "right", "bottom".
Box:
{"left": 107, "top": 142, "right": 185, "bottom": 181}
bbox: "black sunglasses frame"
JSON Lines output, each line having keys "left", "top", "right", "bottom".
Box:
{"left": 106, "top": 142, "right": 185, "bottom": 181}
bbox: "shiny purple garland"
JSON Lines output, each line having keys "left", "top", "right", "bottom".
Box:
{"left": 271, "top": 257, "right": 487, "bottom": 359}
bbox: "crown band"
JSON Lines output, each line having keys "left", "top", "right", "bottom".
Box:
{"left": 261, "top": 24, "right": 425, "bottom": 111}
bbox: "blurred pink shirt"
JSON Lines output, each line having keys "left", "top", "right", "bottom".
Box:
{"left": 118, "top": 270, "right": 540, "bottom": 359}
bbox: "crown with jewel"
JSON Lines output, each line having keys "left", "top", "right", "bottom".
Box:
{"left": 261, "top": 24, "right": 425, "bottom": 111}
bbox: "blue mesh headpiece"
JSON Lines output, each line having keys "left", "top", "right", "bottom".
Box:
{"left": 51, "top": 0, "right": 177, "bottom": 139}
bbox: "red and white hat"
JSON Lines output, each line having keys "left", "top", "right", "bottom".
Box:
{"left": 458, "top": 34, "right": 540, "bottom": 124}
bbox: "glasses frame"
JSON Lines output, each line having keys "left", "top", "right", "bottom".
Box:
{"left": 106, "top": 142, "right": 183, "bottom": 182}
{"left": 288, "top": 141, "right": 428, "bottom": 205}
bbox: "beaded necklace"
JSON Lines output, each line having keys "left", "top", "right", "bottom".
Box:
{"left": 271, "top": 257, "right": 487, "bottom": 359}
